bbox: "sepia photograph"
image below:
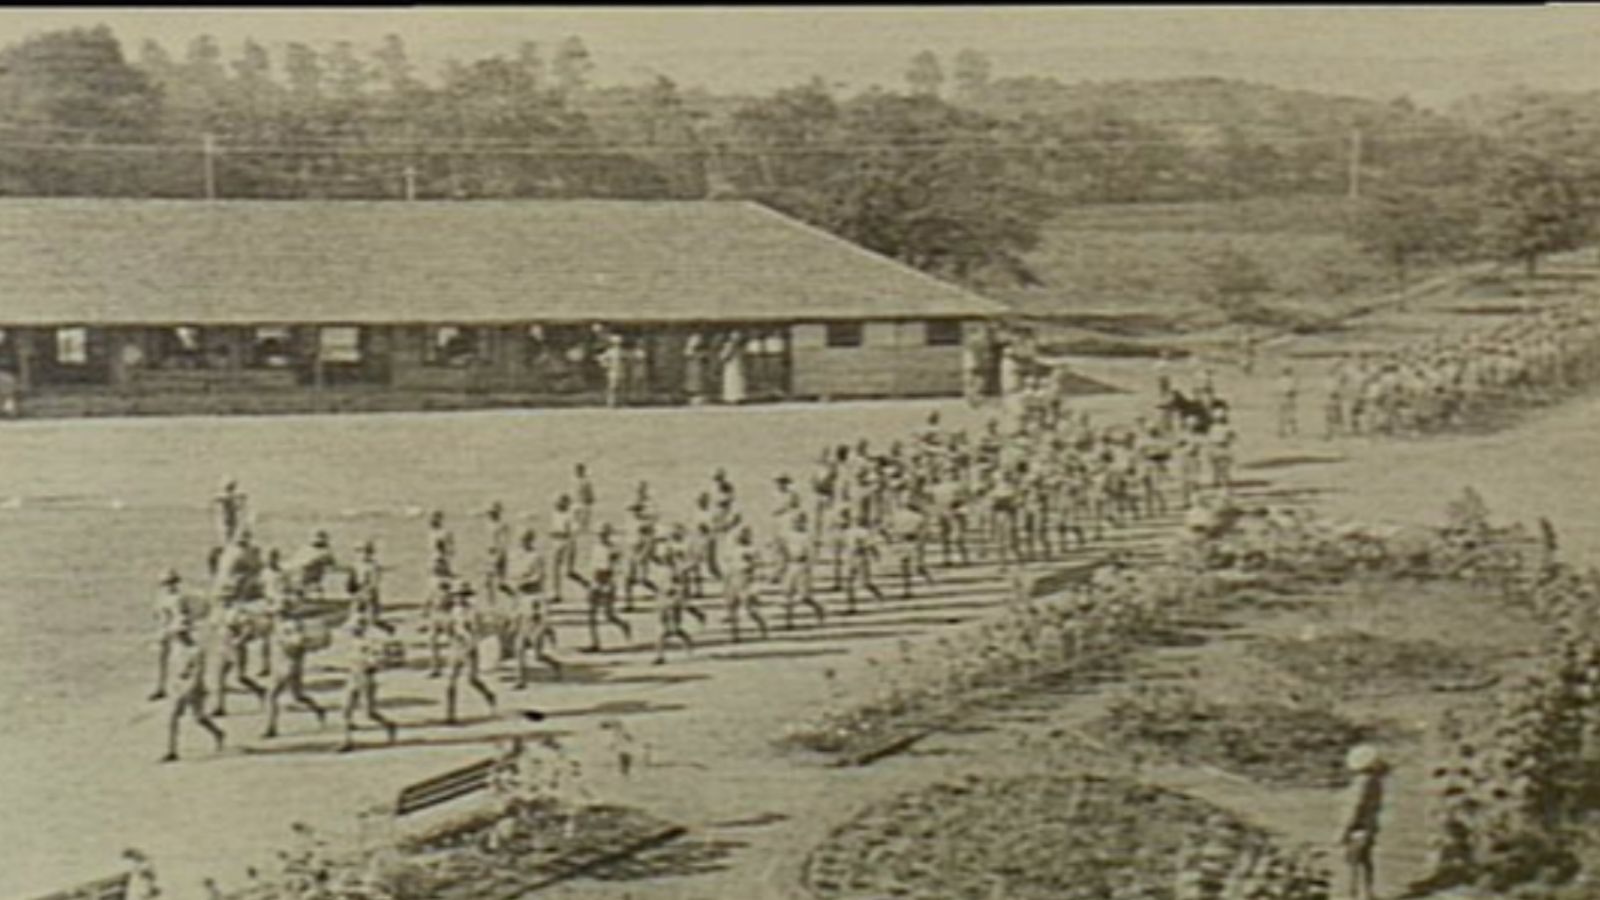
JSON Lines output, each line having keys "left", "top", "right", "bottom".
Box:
{"left": 3, "top": 5, "right": 1600, "bottom": 899}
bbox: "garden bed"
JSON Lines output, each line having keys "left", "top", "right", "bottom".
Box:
{"left": 1250, "top": 631, "right": 1497, "bottom": 699}
{"left": 226, "top": 801, "right": 682, "bottom": 900}
{"left": 1089, "top": 684, "right": 1384, "bottom": 788}
{"left": 803, "top": 773, "right": 1327, "bottom": 900}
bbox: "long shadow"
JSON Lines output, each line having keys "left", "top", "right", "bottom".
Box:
{"left": 706, "top": 811, "right": 790, "bottom": 830}
{"left": 1240, "top": 454, "right": 1348, "bottom": 471}
{"left": 538, "top": 698, "right": 688, "bottom": 720}
{"left": 485, "top": 664, "right": 711, "bottom": 689}
{"left": 705, "top": 646, "right": 849, "bottom": 663}
{"left": 225, "top": 725, "right": 575, "bottom": 760}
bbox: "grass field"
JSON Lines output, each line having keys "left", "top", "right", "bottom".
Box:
{"left": 996, "top": 196, "right": 1395, "bottom": 327}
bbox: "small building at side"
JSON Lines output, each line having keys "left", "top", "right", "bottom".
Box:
{"left": 0, "top": 198, "right": 1005, "bottom": 418}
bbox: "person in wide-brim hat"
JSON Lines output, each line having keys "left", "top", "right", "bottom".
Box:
{"left": 1340, "top": 743, "right": 1390, "bottom": 900}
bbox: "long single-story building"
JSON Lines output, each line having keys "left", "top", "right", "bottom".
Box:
{"left": 0, "top": 198, "right": 1008, "bottom": 418}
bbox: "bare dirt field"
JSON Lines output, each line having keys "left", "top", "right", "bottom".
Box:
{"left": 4, "top": 268, "right": 1599, "bottom": 900}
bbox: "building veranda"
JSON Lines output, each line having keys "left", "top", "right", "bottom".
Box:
{"left": 0, "top": 199, "right": 1006, "bottom": 418}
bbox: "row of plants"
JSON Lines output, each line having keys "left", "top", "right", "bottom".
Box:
{"left": 1411, "top": 558, "right": 1600, "bottom": 896}
{"left": 780, "top": 485, "right": 1538, "bottom": 764}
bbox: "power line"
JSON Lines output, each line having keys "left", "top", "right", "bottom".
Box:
{"left": 0, "top": 130, "right": 1488, "bottom": 159}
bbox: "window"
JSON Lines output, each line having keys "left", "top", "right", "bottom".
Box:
{"left": 253, "top": 327, "right": 293, "bottom": 368}
{"left": 426, "top": 326, "right": 479, "bottom": 367}
{"left": 926, "top": 320, "right": 963, "bottom": 346}
{"left": 824, "top": 322, "right": 864, "bottom": 348}
{"left": 319, "top": 326, "right": 362, "bottom": 364}
{"left": 55, "top": 327, "right": 89, "bottom": 365}
{"left": 174, "top": 327, "right": 202, "bottom": 354}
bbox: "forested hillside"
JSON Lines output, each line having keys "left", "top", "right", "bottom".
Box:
{"left": 0, "top": 27, "right": 1594, "bottom": 308}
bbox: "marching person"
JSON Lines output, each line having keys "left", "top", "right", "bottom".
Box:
{"left": 780, "top": 513, "right": 826, "bottom": 630}
{"left": 443, "top": 582, "right": 498, "bottom": 725}
{"left": 149, "top": 569, "right": 189, "bottom": 701}
{"left": 162, "top": 619, "right": 226, "bottom": 763}
{"left": 573, "top": 464, "right": 597, "bottom": 535}
{"left": 260, "top": 614, "right": 327, "bottom": 739}
{"left": 839, "top": 508, "right": 885, "bottom": 614}
{"left": 1207, "top": 412, "right": 1237, "bottom": 496}
{"left": 484, "top": 501, "right": 511, "bottom": 585}
{"left": 883, "top": 499, "right": 935, "bottom": 600}
{"left": 724, "top": 526, "right": 770, "bottom": 643}
{"left": 211, "top": 598, "right": 267, "bottom": 718}
{"left": 548, "top": 494, "right": 581, "bottom": 602}
{"left": 584, "top": 523, "right": 632, "bottom": 652}
{"left": 212, "top": 527, "right": 264, "bottom": 605}
{"left": 339, "top": 617, "right": 398, "bottom": 753}
{"left": 509, "top": 529, "right": 562, "bottom": 686}
{"left": 213, "top": 478, "right": 248, "bottom": 545}
{"left": 652, "top": 525, "right": 702, "bottom": 664}
{"left": 1277, "top": 364, "right": 1300, "bottom": 438}
{"left": 424, "top": 511, "right": 456, "bottom": 677}
{"left": 622, "top": 499, "right": 660, "bottom": 612}
{"left": 349, "top": 540, "right": 390, "bottom": 630}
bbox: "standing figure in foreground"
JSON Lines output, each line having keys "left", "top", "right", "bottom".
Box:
{"left": 1338, "top": 744, "right": 1389, "bottom": 900}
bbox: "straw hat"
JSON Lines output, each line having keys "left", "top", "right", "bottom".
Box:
{"left": 1346, "top": 744, "right": 1386, "bottom": 773}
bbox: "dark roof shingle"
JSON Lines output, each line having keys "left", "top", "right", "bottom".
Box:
{"left": 0, "top": 198, "right": 1005, "bottom": 326}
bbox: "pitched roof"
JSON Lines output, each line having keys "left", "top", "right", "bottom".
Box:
{"left": 0, "top": 198, "right": 1007, "bottom": 326}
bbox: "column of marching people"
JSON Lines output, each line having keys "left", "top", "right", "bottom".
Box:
{"left": 149, "top": 369, "right": 1245, "bottom": 762}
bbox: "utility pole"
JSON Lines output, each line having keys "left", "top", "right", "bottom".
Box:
{"left": 1347, "top": 127, "right": 1364, "bottom": 202}
{"left": 403, "top": 164, "right": 418, "bottom": 201}
{"left": 202, "top": 133, "right": 218, "bottom": 201}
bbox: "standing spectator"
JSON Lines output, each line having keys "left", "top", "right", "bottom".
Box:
{"left": 684, "top": 332, "right": 708, "bottom": 405}
{"left": 720, "top": 331, "right": 748, "bottom": 405}
{"left": 1338, "top": 744, "right": 1389, "bottom": 900}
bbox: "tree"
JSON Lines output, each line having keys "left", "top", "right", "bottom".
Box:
{"left": 372, "top": 34, "right": 415, "bottom": 94}
{"left": 1354, "top": 187, "right": 1440, "bottom": 285}
{"left": 1355, "top": 186, "right": 1481, "bottom": 285}
{"left": 516, "top": 41, "right": 544, "bottom": 88}
{"left": 0, "top": 26, "right": 164, "bottom": 195}
{"left": 1478, "top": 152, "right": 1592, "bottom": 277}
{"left": 552, "top": 36, "right": 593, "bottom": 96}
{"left": 905, "top": 50, "right": 943, "bottom": 98}
{"left": 137, "top": 39, "right": 176, "bottom": 82}
{"left": 323, "top": 41, "right": 372, "bottom": 107}
{"left": 728, "top": 78, "right": 842, "bottom": 189}
{"left": 283, "top": 42, "right": 322, "bottom": 102}
{"left": 1198, "top": 245, "right": 1276, "bottom": 325}
{"left": 751, "top": 93, "right": 1054, "bottom": 286}
{"left": 0, "top": 25, "right": 161, "bottom": 133}
{"left": 951, "top": 49, "right": 992, "bottom": 102}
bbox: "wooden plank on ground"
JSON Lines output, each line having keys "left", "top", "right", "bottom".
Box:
{"left": 396, "top": 757, "right": 499, "bottom": 816}
{"left": 30, "top": 872, "right": 130, "bottom": 900}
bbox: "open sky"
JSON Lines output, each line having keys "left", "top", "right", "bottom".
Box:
{"left": 0, "top": 6, "right": 1597, "bottom": 103}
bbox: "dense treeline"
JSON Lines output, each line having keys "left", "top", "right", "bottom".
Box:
{"left": 0, "top": 25, "right": 1595, "bottom": 286}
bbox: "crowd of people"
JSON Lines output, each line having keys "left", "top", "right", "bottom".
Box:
{"left": 1318, "top": 303, "right": 1600, "bottom": 439}
{"left": 146, "top": 362, "right": 1244, "bottom": 763}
